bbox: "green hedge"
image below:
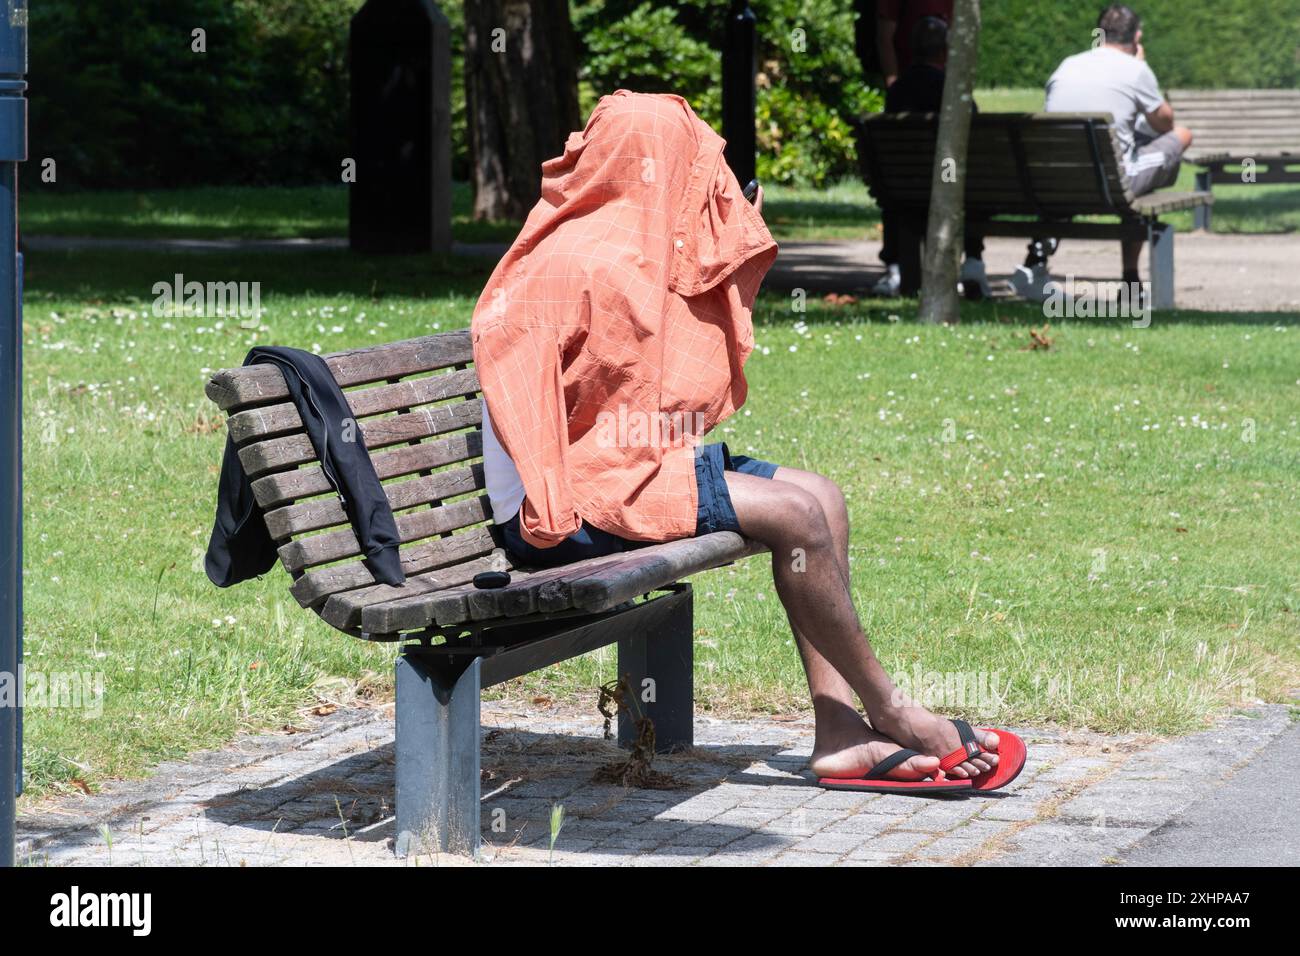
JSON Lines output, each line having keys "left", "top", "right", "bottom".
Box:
{"left": 27, "top": 0, "right": 364, "bottom": 189}
{"left": 980, "top": 0, "right": 1300, "bottom": 90}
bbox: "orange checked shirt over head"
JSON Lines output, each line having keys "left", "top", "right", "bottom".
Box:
{"left": 470, "top": 91, "right": 778, "bottom": 548}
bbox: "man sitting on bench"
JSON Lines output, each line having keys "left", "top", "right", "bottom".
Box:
{"left": 1014, "top": 3, "right": 1194, "bottom": 300}
{"left": 472, "top": 91, "right": 1024, "bottom": 793}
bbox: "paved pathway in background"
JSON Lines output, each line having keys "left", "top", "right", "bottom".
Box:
{"left": 15, "top": 702, "right": 1293, "bottom": 867}
{"left": 760, "top": 234, "right": 1300, "bottom": 313}
{"left": 25, "top": 232, "right": 1300, "bottom": 313}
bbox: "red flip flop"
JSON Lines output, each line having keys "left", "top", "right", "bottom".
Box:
{"left": 817, "top": 748, "right": 973, "bottom": 795}
{"left": 938, "top": 719, "right": 1028, "bottom": 792}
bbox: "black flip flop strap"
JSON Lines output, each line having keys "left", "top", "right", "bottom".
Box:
{"left": 865, "top": 748, "right": 925, "bottom": 781}
{"left": 951, "top": 717, "right": 977, "bottom": 764}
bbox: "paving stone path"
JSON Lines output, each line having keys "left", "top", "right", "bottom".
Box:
{"left": 16, "top": 702, "right": 1292, "bottom": 867}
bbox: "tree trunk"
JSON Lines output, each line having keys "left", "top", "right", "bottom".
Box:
{"left": 917, "top": 0, "right": 980, "bottom": 325}
{"left": 464, "top": 0, "right": 580, "bottom": 221}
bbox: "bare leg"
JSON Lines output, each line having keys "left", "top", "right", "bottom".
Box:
{"left": 766, "top": 467, "right": 903, "bottom": 778}
{"left": 726, "top": 470, "right": 998, "bottom": 778}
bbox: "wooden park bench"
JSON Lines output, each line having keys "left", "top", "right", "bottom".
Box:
{"left": 205, "top": 330, "right": 764, "bottom": 857}
{"left": 855, "top": 112, "right": 1213, "bottom": 310}
{"left": 1168, "top": 89, "right": 1300, "bottom": 231}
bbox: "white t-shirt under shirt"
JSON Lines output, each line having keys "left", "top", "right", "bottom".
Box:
{"left": 1044, "top": 46, "right": 1166, "bottom": 174}
{"left": 481, "top": 398, "right": 525, "bottom": 524}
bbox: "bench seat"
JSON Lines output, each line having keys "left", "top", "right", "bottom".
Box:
{"left": 354, "top": 530, "right": 763, "bottom": 635}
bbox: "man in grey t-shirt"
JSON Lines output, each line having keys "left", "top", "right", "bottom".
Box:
{"left": 1045, "top": 5, "right": 1192, "bottom": 196}
{"left": 1015, "top": 4, "right": 1194, "bottom": 297}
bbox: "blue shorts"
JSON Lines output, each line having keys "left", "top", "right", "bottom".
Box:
{"left": 499, "top": 443, "right": 778, "bottom": 569}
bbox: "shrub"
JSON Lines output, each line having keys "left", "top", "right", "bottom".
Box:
{"left": 979, "top": 0, "right": 1300, "bottom": 90}
{"left": 575, "top": 0, "right": 880, "bottom": 187}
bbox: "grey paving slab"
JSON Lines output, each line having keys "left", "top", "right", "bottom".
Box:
{"left": 1118, "top": 721, "right": 1300, "bottom": 867}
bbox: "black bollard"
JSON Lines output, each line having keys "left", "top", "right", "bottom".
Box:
{"left": 0, "top": 0, "right": 27, "bottom": 870}
{"left": 721, "top": 0, "right": 757, "bottom": 189}
{"left": 349, "top": 0, "right": 452, "bottom": 254}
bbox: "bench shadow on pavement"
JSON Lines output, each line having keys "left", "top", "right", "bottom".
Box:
{"left": 198, "top": 727, "right": 812, "bottom": 855}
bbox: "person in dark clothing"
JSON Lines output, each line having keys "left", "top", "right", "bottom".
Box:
{"left": 876, "top": 0, "right": 953, "bottom": 89}
{"left": 872, "top": 16, "right": 991, "bottom": 300}
{"left": 883, "top": 45, "right": 947, "bottom": 113}
{"left": 204, "top": 346, "right": 405, "bottom": 590}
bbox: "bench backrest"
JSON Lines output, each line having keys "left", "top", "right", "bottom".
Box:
{"left": 1168, "top": 89, "right": 1300, "bottom": 160}
{"left": 856, "top": 112, "right": 1135, "bottom": 218}
{"left": 205, "top": 330, "right": 508, "bottom": 636}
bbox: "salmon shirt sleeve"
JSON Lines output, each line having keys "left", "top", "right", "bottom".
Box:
{"left": 471, "top": 91, "right": 778, "bottom": 549}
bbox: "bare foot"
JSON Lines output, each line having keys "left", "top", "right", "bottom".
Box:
{"left": 872, "top": 702, "right": 1000, "bottom": 780}
{"left": 809, "top": 714, "right": 942, "bottom": 781}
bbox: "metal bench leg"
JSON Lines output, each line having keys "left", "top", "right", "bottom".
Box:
{"left": 617, "top": 584, "right": 694, "bottom": 752}
{"left": 1193, "top": 170, "right": 1212, "bottom": 231}
{"left": 1147, "top": 222, "right": 1175, "bottom": 311}
{"left": 394, "top": 652, "right": 481, "bottom": 858}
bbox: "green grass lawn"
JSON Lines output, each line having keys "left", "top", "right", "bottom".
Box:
{"left": 19, "top": 244, "right": 1300, "bottom": 801}
{"left": 19, "top": 180, "right": 876, "bottom": 244}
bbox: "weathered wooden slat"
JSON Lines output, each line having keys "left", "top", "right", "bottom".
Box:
{"left": 278, "top": 494, "right": 491, "bottom": 572}
{"left": 1175, "top": 94, "right": 1300, "bottom": 100}
{"left": 361, "top": 548, "right": 635, "bottom": 635}
{"left": 1176, "top": 109, "right": 1300, "bottom": 119}
{"left": 1195, "top": 148, "right": 1300, "bottom": 159}
{"left": 1177, "top": 122, "right": 1300, "bottom": 133}
{"left": 289, "top": 524, "right": 498, "bottom": 607}
{"left": 237, "top": 399, "right": 481, "bottom": 476}
{"left": 1188, "top": 131, "right": 1300, "bottom": 140}
{"left": 465, "top": 548, "right": 646, "bottom": 621}
{"left": 205, "top": 331, "right": 474, "bottom": 411}
{"left": 264, "top": 463, "right": 484, "bottom": 539}
{"left": 250, "top": 430, "right": 482, "bottom": 510}
{"left": 360, "top": 532, "right": 766, "bottom": 634}
{"left": 1189, "top": 144, "right": 1300, "bottom": 156}
{"left": 1132, "top": 191, "right": 1214, "bottom": 214}
{"left": 1174, "top": 123, "right": 1300, "bottom": 135}
{"left": 225, "top": 367, "right": 480, "bottom": 444}
{"left": 1170, "top": 91, "right": 1300, "bottom": 105}
{"left": 568, "top": 533, "right": 767, "bottom": 612}
{"left": 319, "top": 549, "right": 510, "bottom": 631}
{"left": 1194, "top": 151, "right": 1300, "bottom": 162}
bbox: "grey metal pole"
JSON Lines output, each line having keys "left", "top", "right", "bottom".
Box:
{"left": 0, "top": 0, "right": 28, "bottom": 869}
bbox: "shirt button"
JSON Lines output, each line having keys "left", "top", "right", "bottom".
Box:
{"left": 675, "top": 239, "right": 684, "bottom": 249}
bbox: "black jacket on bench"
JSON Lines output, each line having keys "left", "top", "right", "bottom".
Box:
{"left": 204, "top": 346, "right": 406, "bottom": 589}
